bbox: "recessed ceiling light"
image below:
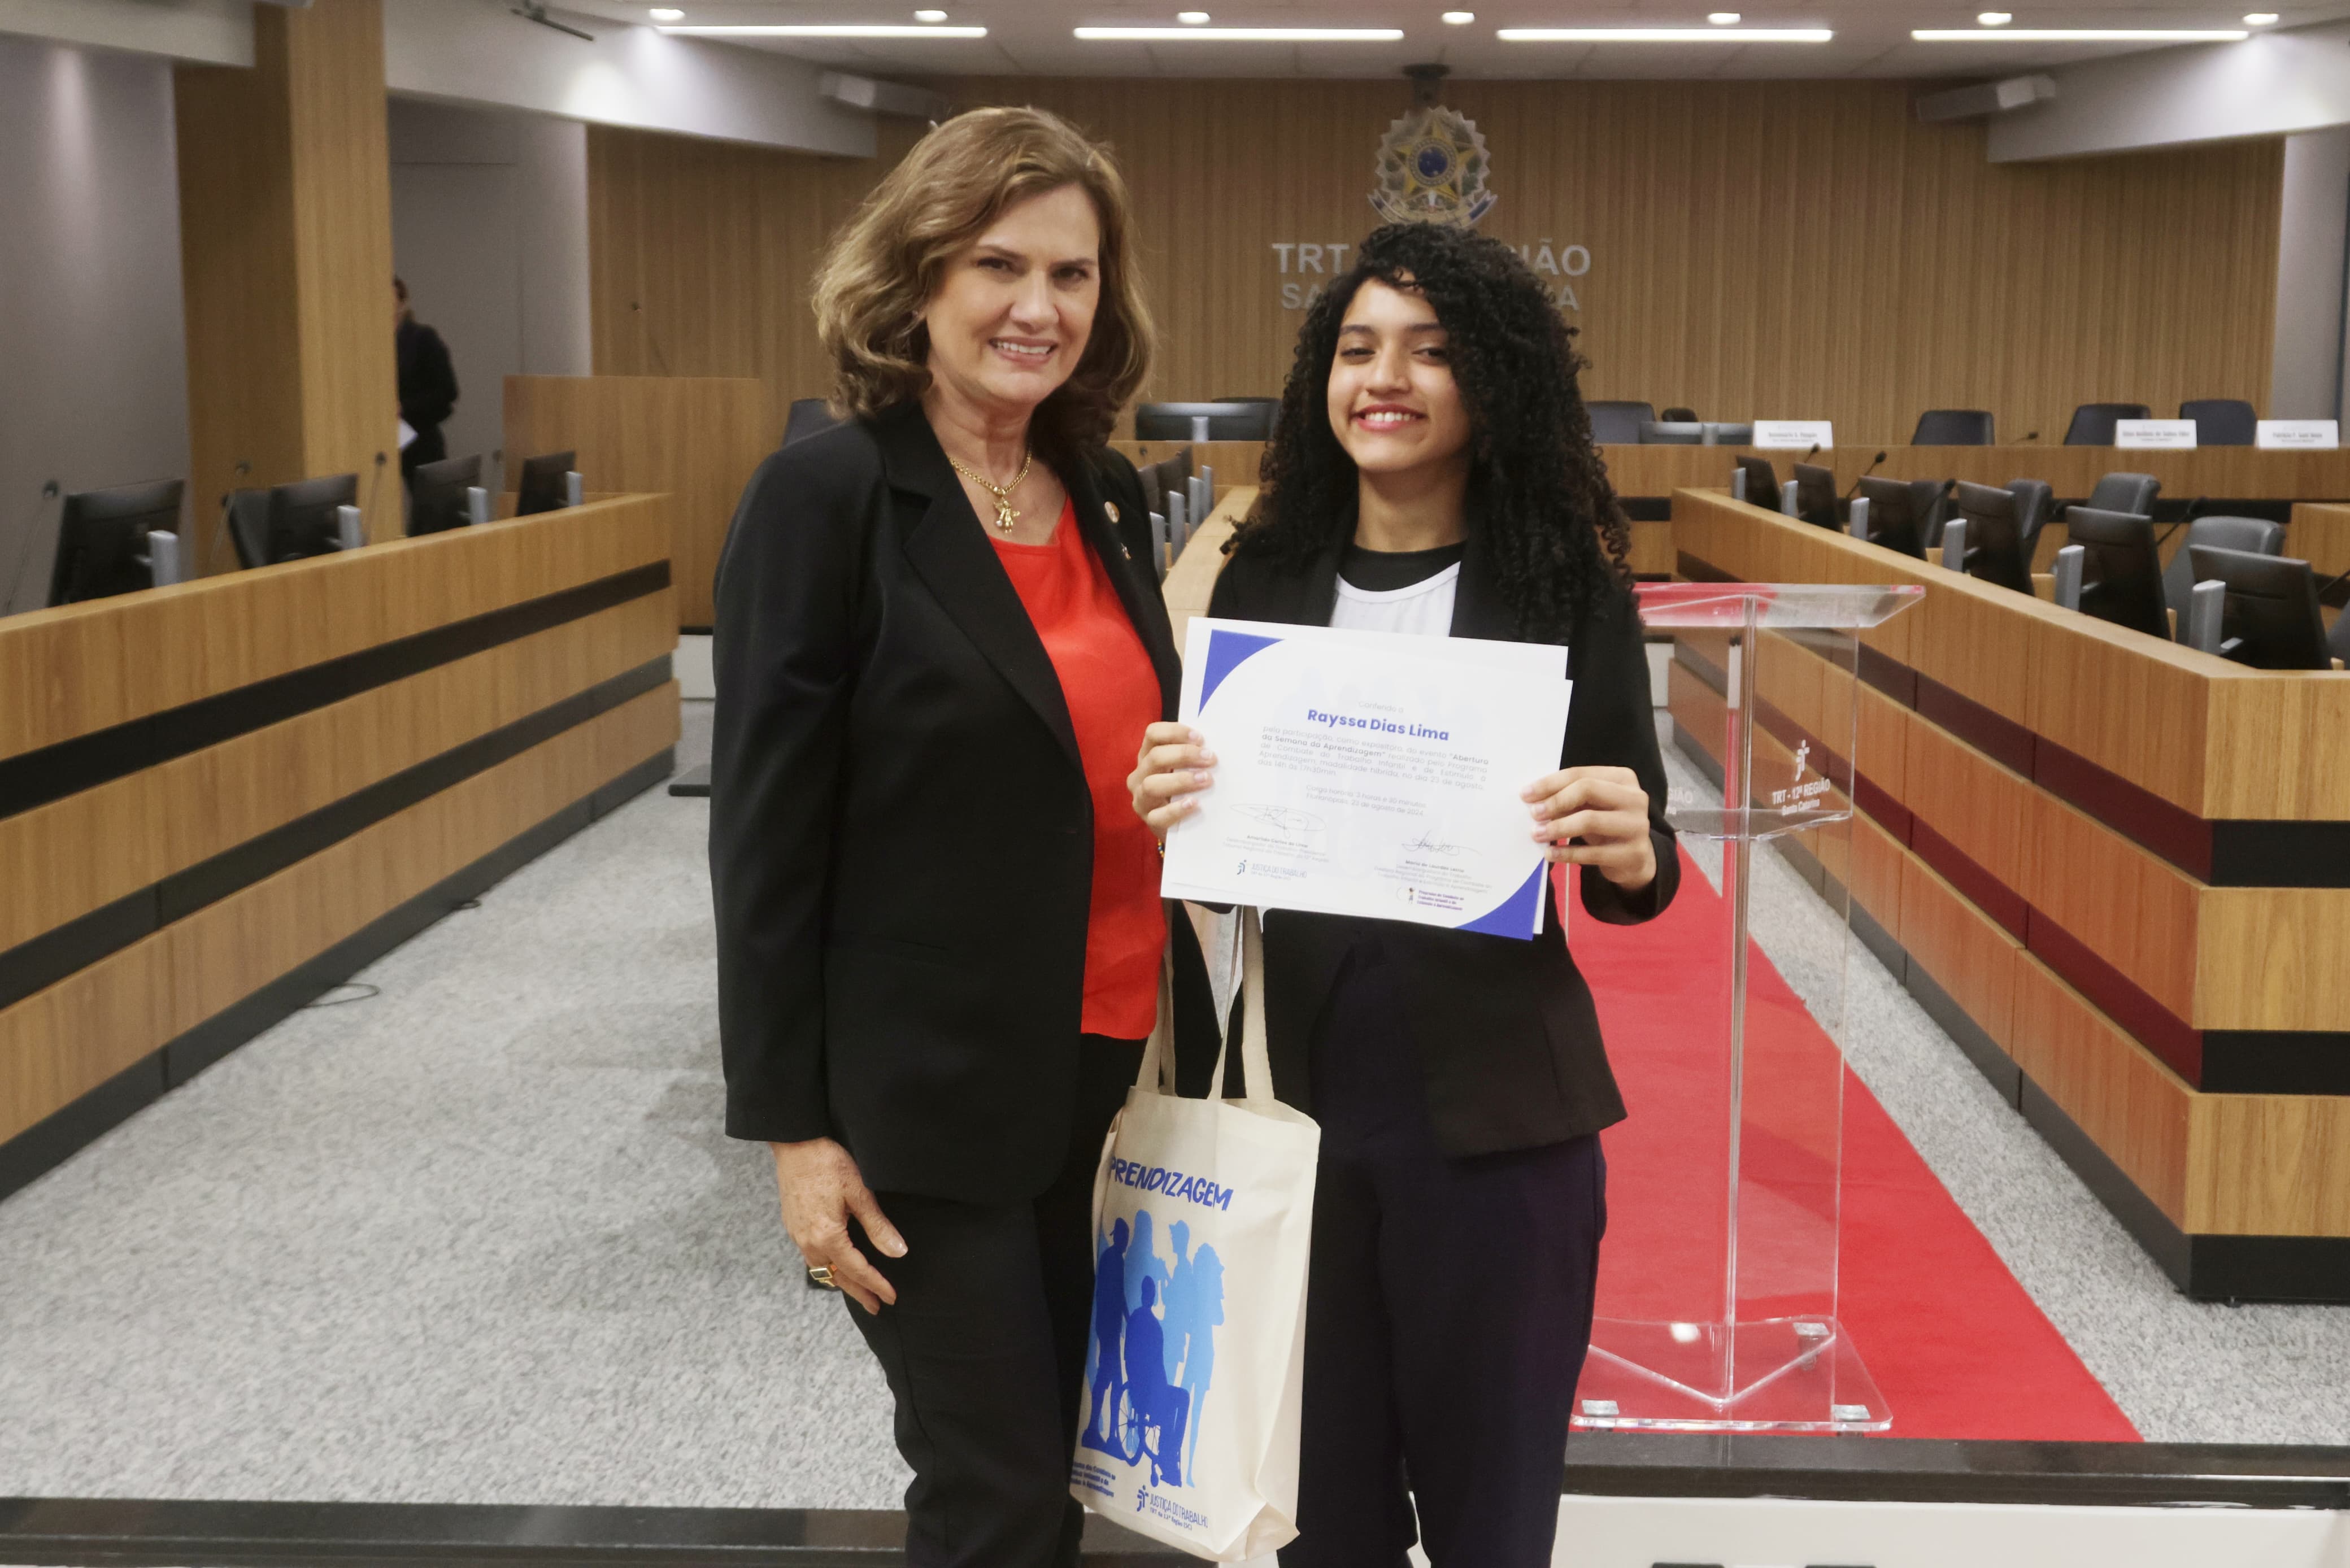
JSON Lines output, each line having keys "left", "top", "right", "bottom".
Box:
{"left": 648, "top": 6, "right": 684, "bottom": 18}
{"left": 1177, "top": 9, "right": 1211, "bottom": 21}
{"left": 915, "top": 8, "right": 948, "bottom": 19}
{"left": 1977, "top": 10, "right": 2012, "bottom": 23}
{"left": 1707, "top": 11, "right": 1741, "bottom": 23}
{"left": 2244, "top": 10, "right": 2280, "bottom": 20}
{"left": 1073, "top": 25, "right": 1404, "bottom": 39}
{"left": 660, "top": 22, "right": 988, "bottom": 35}
{"left": 1912, "top": 26, "right": 2248, "bottom": 38}
{"left": 1442, "top": 9, "right": 1476, "bottom": 21}
{"left": 1499, "top": 26, "right": 1833, "bottom": 41}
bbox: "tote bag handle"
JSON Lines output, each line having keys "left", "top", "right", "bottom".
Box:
{"left": 1133, "top": 908, "right": 1275, "bottom": 1106}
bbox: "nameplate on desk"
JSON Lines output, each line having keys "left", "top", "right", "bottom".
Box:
{"left": 2114, "top": 419, "right": 2197, "bottom": 450}
{"left": 2256, "top": 419, "right": 2340, "bottom": 450}
{"left": 1751, "top": 420, "right": 1833, "bottom": 450}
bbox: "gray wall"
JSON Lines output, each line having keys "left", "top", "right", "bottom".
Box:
{"left": 389, "top": 97, "right": 593, "bottom": 494}
{"left": 0, "top": 33, "right": 192, "bottom": 615}
{"left": 2271, "top": 127, "right": 2350, "bottom": 423}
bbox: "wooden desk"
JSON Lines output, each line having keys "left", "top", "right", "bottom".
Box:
{"left": 1671, "top": 488, "right": 2350, "bottom": 1301}
{"left": 1834, "top": 445, "right": 2350, "bottom": 502}
{"left": 2290, "top": 503, "right": 2350, "bottom": 587}
{"left": 504, "top": 376, "right": 771, "bottom": 630}
{"left": 0, "top": 498, "right": 681, "bottom": 1196}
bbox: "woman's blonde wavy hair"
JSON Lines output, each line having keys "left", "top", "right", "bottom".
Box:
{"left": 812, "top": 106, "right": 1154, "bottom": 456}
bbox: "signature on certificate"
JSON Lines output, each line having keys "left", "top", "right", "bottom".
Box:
{"left": 1399, "top": 827, "right": 1477, "bottom": 861}
{"left": 1241, "top": 805, "right": 1326, "bottom": 834}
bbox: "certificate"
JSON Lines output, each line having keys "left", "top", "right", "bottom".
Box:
{"left": 1160, "top": 617, "right": 1573, "bottom": 938}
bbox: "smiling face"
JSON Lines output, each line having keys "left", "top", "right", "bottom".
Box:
{"left": 920, "top": 182, "right": 1102, "bottom": 424}
{"left": 1325, "top": 276, "right": 1473, "bottom": 480}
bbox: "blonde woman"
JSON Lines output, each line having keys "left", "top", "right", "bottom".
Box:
{"left": 709, "top": 108, "right": 1216, "bottom": 1566}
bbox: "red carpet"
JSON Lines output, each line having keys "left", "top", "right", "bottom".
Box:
{"left": 1566, "top": 850, "right": 2140, "bottom": 1442}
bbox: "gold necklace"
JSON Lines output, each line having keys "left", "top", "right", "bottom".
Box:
{"left": 947, "top": 450, "right": 1035, "bottom": 533}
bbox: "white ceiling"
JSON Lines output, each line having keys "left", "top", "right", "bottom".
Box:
{"left": 557, "top": 0, "right": 2350, "bottom": 79}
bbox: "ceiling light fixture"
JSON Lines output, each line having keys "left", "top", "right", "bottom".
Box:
{"left": 1912, "top": 26, "right": 2249, "bottom": 38}
{"left": 1707, "top": 11, "right": 1741, "bottom": 22}
{"left": 1073, "top": 25, "right": 1404, "bottom": 39}
{"left": 649, "top": 6, "right": 684, "bottom": 19}
{"left": 660, "top": 23, "right": 989, "bottom": 36}
{"left": 1499, "top": 26, "right": 1833, "bottom": 41}
{"left": 1977, "top": 10, "right": 2012, "bottom": 23}
{"left": 1177, "top": 10, "right": 1211, "bottom": 21}
{"left": 2244, "top": 10, "right": 2279, "bottom": 20}
{"left": 1442, "top": 10, "right": 1477, "bottom": 22}
{"left": 915, "top": 8, "right": 948, "bottom": 19}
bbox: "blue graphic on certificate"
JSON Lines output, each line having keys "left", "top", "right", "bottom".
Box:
{"left": 1160, "top": 617, "right": 1573, "bottom": 938}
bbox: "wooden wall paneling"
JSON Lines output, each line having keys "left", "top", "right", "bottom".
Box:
{"left": 2288, "top": 502, "right": 2350, "bottom": 580}
{"left": 1857, "top": 682, "right": 1910, "bottom": 826}
{"left": 2019, "top": 606, "right": 2213, "bottom": 813}
{"left": 2188, "top": 1092, "right": 2350, "bottom": 1237}
{"left": 1851, "top": 811, "right": 1906, "bottom": 943}
{"left": 0, "top": 593, "right": 673, "bottom": 952}
{"left": 0, "top": 495, "right": 670, "bottom": 761}
{"left": 2195, "top": 889, "right": 2350, "bottom": 1032}
{"left": 587, "top": 81, "right": 2282, "bottom": 452}
{"left": 1900, "top": 842, "right": 2024, "bottom": 1059}
{"left": 2008, "top": 944, "right": 2194, "bottom": 1227}
{"left": 174, "top": 0, "right": 399, "bottom": 569}
{"left": 0, "top": 685, "right": 677, "bottom": 1147}
{"left": 2199, "top": 669, "right": 2350, "bottom": 821}
{"left": 2020, "top": 769, "right": 2204, "bottom": 1027}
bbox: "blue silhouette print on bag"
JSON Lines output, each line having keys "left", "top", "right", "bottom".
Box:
{"left": 1160, "top": 1221, "right": 1224, "bottom": 1478}
{"left": 1084, "top": 1207, "right": 1218, "bottom": 1487}
{"left": 1081, "top": 1217, "right": 1130, "bottom": 1454}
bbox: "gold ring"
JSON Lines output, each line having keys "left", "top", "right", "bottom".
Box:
{"left": 807, "top": 1264, "right": 837, "bottom": 1288}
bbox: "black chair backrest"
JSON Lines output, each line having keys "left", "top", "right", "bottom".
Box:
{"left": 2179, "top": 398, "right": 2257, "bottom": 446}
{"left": 227, "top": 487, "right": 271, "bottom": 570}
{"left": 2187, "top": 545, "right": 2331, "bottom": 668}
{"left": 265, "top": 472, "right": 358, "bottom": 563}
{"left": 407, "top": 453, "right": 481, "bottom": 537}
{"left": 2162, "top": 515, "right": 2286, "bottom": 618}
{"left": 1734, "top": 454, "right": 1779, "bottom": 506}
{"left": 1704, "top": 422, "right": 1754, "bottom": 446}
{"left": 1134, "top": 401, "right": 1276, "bottom": 441}
{"left": 1912, "top": 408, "right": 1995, "bottom": 446}
{"left": 1639, "top": 421, "right": 1703, "bottom": 445}
{"left": 1792, "top": 462, "right": 1838, "bottom": 529}
{"left": 1953, "top": 479, "right": 2030, "bottom": 591}
{"left": 2083, "top": 471, "right": 2160, "bottom": 516}
{"left": 1856, "top": 475, "right": 1923, "bottom": 558}
{"left": 47, "top": 478, "right": 186, "bottom": 606}
{"left": 2064, "top": 402, "right": 2152, "bottom": 446}
{"left": 515, "top": 450, "right": 576, "bottom": 516}
{"left": 784, "top": 398, "right": 841, "bottom": 446}
{"left": 1659, "top": 406, "right": 1698, "bottom": 424}
{"left": 2005, "top": 478, "right": 2054, "bottom": 556}
{"left": 2063, "top": 506, "right": 2168, "bottom": 640}
{"left": 1586, "top": 400, "right": 1655, "bottom": 445}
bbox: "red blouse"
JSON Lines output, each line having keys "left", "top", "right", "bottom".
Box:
{"left": 989, "top": 499, "right": 1167, "bottom": 1040}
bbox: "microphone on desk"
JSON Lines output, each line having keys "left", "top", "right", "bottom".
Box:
{"left": 1844, "top": 450, "right": 1888, "bottom": 498}
{"left": 2154, "top": 496, "right": 2207, "bottom": 549}
{"left": 2019, "top": 430, "right": 2042, "bottom": 444}
{"left": 2316, "top": 562, "right": 2350, "bottom": 607}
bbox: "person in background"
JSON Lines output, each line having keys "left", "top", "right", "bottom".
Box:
{"left": 394, "top": 276, "right": 458, "bottom": 481}
{"left": 1129, "top": 220, "right": 1680, "bottom": 1567}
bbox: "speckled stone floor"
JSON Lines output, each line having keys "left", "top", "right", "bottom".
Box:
{"left": 0, "top": 700, "right": 2342, "bottom": 1518}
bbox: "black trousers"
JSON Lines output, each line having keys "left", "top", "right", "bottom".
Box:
{"left": 846, "top": 1035, "right": 1142, "bottom": 1568}
{"left": 1280, "top": 948, "right": 1607, "bottom": 1568}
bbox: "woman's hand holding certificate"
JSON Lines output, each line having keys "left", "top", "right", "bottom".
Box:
{"left": 1141, "top": 617, "right": 1581, "bottom": 939}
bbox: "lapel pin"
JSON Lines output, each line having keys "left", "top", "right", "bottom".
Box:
{"left": 1104, "top": 502, "right": 1121, "bottom": 523}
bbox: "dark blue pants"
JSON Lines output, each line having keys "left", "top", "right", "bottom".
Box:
{"left": 1280, "top": 951, "right": 1607, "bottom": 1568}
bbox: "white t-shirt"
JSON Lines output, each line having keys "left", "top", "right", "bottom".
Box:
{"left": 1328, "top": 545, "right": 1463, "bottom": 636}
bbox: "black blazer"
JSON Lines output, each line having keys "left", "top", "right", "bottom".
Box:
{"left": 1207, "top": 535, "right": 1679, "bottom": 1156}
{"left": 710, "top": 403, "right": 1218, "bottom": 1204}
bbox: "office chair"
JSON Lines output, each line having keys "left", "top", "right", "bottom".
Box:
{"left": 1950, "top": 480, "right": 2031, "bottom": 592}
{"left": 2179, "top": 398, "right": 2257, "bottom": 446}
{"left": 2331, "top": 600, "right": 2350, "bottom": 667}
{"left": 407, "top": 454, "right": 481, "bottom": 536}
{"left": 1586, "top": 401, "right": 1655, "bottom": 445}
{"left": 1855, "top": 475, "right": 1925, "bottom": 558}
{"left": 2063, "top": 402, "right": 2152, "bottom": 445}
{"left": 46, "top": 478, "right": 186, "bottom": 606}
{"left": 2083, "top": 471, "right": 2160, "bottom": 517}
{"left": 1734, "top": 455, "right": 1780, "bottom": 508}
{"left": 1659, "top": 406, "right": 1698, "bottom": 424}
{"left": 225, "top": 487, "right": 271, "bottom": 570}
{"left": 2007, "top": 478, "right": 2055, "bottom": 561}
{"left": 784, "top": 398, "right": 841, "bottom": 446}
{"left": 2187, "top": 546, "right": 2333, "bottom": 668}
{"left": 2061, "top": 507, "right": 2169, "bottom": 641}
{"left": 2161, "top": 515, "right": 2284, "bottom": 625}
{"left": 1911, "top": 409, "right": 1995, "bottom": 446}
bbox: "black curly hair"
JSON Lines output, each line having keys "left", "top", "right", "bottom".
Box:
{"left": 1230, "top": 221, "right": 1631, "bottom": 643}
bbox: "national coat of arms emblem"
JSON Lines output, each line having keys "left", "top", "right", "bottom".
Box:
{"left": 1369, "top": 104, "right": 1495, "bottom": 228}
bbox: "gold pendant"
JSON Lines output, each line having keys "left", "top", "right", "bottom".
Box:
{"left": 993, "top": 499, "right": 1019, "bottom": 532}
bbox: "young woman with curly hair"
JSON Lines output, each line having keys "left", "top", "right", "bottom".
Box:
{"left": 1129, "top": 221, "right": 1681, "bottom": 1567}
